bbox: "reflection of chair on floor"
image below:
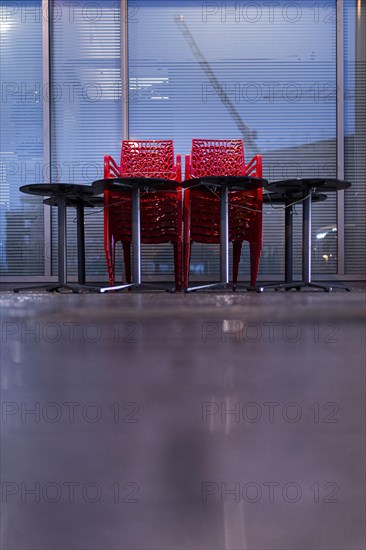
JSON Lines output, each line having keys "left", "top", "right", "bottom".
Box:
{"left": 103, "top": 140, "right": 182, "bottom": 290}
{"left": 183, "top": 139, "right": 263, "bottom": 288}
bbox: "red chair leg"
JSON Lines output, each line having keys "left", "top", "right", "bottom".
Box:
{"left": 249, "top": 242, "right": 261, "bottom": 286}
{"left": 183, "top": 239, "right": 191, "bottom": 289}
{"left": 106, "top": 251, "right": 114, "bottom": 286}
{"left": 123, "top": 242, "right": 132, "bottom": 284}
{"left": 105, "top": 237, "right": 115, "bottom": 286}
{"left": 232, "top": 241, "right": 242, "bottom": 288}
{"left": 173, "top": 241, "right": 182, "bottom": 292}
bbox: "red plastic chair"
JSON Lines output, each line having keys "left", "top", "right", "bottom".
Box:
{"left": 103, "top": 140, "right": 182, "bottom": 290}
{"left": 184, "top": 139, "right": 263, "bottom": 288}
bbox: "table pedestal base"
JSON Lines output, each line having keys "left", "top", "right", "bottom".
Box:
{"left": 185, "top": 282, "right": 230, "bottom": 293}
{"left": 14, "top": 283, "right": 101, "bottom": 294}
{"left": 100, "top": 282, "right": 176, "bottom": 294}
{"left": 262, "top": 179, "right": 352, "bottom": 293}
{"left": 271, "top": 281, "right": 351, "bottom": 292}
{"left": 233, "top": 283, "right": 264, "bottom": 293}
{"left": 183, "top": 177, "right": 266, "bottom": 294}
{"left": 185, "top": 282, "right": 264, "bottom": 293}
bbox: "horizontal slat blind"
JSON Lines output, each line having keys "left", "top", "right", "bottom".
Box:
{"left": 4, "top": 1, "right": 363, "bottom": 282}
{"left": 0, "top": 1, "right": 44, "bottom": 275}
{"left": 129, "top": 0, "right": 338, "bottom": 279}
{"left": 50, "top": 0, "right": 121, "bottom": 278}
{"left": 344, "top": 0, "right": 366, "bottom": 274}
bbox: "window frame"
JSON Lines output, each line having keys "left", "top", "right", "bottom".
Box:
{"left": 1, "top": 0, "right": 364, "bottom": 282}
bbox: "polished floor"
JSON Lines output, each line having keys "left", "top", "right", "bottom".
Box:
{"left": 1, "top": 289, "right": 365, "bottom": 550}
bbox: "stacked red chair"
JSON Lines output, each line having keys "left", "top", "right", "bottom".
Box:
{"left": 184, "top": 139, "right": 263, "bottom": 289}
{"left": 103, "top": 140, "right": 182, "bottom": 290}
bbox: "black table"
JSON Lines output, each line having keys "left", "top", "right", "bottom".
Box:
{"left": 263, "top": 190, "right": 327, "bottom": 288}
{"left": 182, "top": 175, "right": 267, "bottom": 292}
{"left": 92, "top": 177, "right": 181, "bottom": 293}
{"left": 15, "top": 184, "right": 103, "bottom": 293}
{"left": 266, "top": 179, "right": 351, "bottom": 292}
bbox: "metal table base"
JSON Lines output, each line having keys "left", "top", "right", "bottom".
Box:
{"left": 274, "top": 193, "right": 350, "bottom": 292}
{"left": 15, "top": 185, "right": 102, "bottom": 294}
{"left": 96, "top": 182, "right": 176, "bottom": 294}
{"left": 14, "top": 195, "right": 82, "bottom": 294}
{"left": 185, "top": 178, "right": 266, "bottom": 293}
{"left": 262, "top": 179, "right": 352, "bottom": 292}
{"left": 185, "top": 187, "right": 232, "bottom": 292}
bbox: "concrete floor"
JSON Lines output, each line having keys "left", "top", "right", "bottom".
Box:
{"left": 1, "top": 289, "right": 365, "bottom": 550}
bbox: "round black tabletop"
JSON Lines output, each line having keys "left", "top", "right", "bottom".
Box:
{"left": 19, "top": 183, "right": 97, "bottom": 199}
{"left": 268, "top": 178, "right": 351, "bottom": 194}
{"left": 92, "top": 177, "right": 181, "bottom": 195}
{"left": 182, "top": 175, "right": 267, "bottom": 191}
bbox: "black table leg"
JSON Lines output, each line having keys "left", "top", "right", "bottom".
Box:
{"left": 285, "top": 196, "right": 293, "bottom": 284}
{"left": 186, "top": 186, "right": 232, "bottom": 292}
{"left": 303, "top": 192, "right": 311, "bottom": 284}
{"left": 186, "top": 185, "right": 264, "bottom": 293}
{"left": 100, "top": 186, "right": 174, "bottom": 293}
{"left": 260, "top": 178, "right": 352, "bottom": 292}
{"left": 279, "top": 191, "right": 350, "bottom": 292}
{"left": 72, "top": 203, "right": 101, "bottom": 292}
{"left": 261, "top": 198, "right": 294, "bottom": 291}
{"left": 15, "top": 195, "right": 88, "bottom": 293}
{"left": 132, "top": 185, "right": 141, "bottom": 285}
{"left": 300, "top": 193, "right": 351, "bottom": 291}
{"left": 100, "top": 186, "right": 139, "bottom": 293}
{"left": 14, "top": 183, "right": 104, "bottom": 293}
{"left": 76, "top": 202, "right": 85, "bottom": 285}
{"left": 14, "top": 195, "right": 78, "bottom": 293}
{"left": 58, "top": 194, "right": 67, "bottom": 286}
{"left": 220, "top": 185, "right": 229, "bottom": 285}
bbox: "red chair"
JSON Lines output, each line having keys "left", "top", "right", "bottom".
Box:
{"left": 184, "top": 139, "right": 263, "bottom": 288}
{"left": 103, "top": 140, "right": 182, "bottom": 290}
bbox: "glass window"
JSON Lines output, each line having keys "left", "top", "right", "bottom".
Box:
{"left": 1, "top": 0, "right": 363, "bottom": 282}
{"left": 129, "top": 0, "right": 338, "bottom": 279}
{"left": 0, "top": 1, "right": 44, "bottom": 275}
{"left": 50, "top": 0, "right": 121, "bottom": 278}
{"left": 344, "top": 0, "right": 366, "bottom": 274}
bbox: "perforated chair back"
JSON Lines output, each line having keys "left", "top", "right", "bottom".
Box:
{"left": 190, "top": 139, "right": 246, "bottom": 178}
{"left": 120, "top": 140, "right": 180, "bottom": 181}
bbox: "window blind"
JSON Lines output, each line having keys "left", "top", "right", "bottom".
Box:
{"left": 344, "top": 0, "right": 366, "bottom": 274}
{"left": 50, "top": 0, "right": 121, "bottom": 279}
{"left": 0, "top": 0, "right": 44, "bottom": 275}
{"left": 129, "top": 0, "right": 338, "bottom": 280}
{"left": 3, "top": 1, "right": 363, "bottom": 282}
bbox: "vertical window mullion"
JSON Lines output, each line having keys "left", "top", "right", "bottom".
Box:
{"left": 43, "top": 0, "right": 51, "bottom": 277}
{"left": 336, "top": 0, "right": 345, "bottom": 275}
{"left": 122, "top": 0, "right": 129, "bottom": 139}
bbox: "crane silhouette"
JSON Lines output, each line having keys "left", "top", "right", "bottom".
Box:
{"left": 175, "top": 15, "right": 257, "bottom": 150}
